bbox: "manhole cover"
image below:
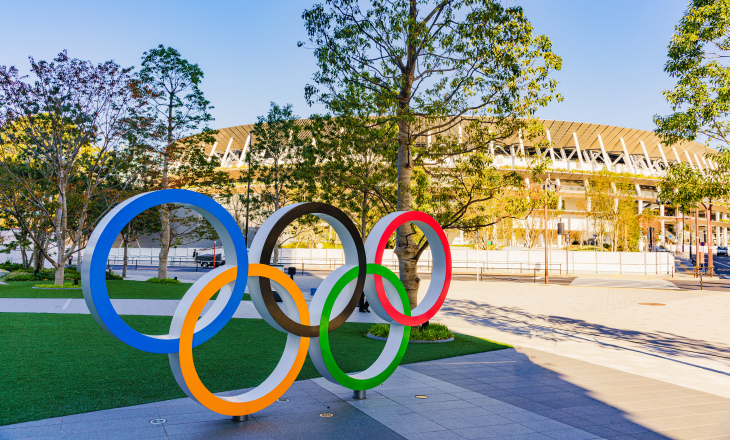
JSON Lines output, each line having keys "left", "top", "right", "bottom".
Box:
{"left": 278, "top": 398, "right": 290, "bottom": 402}
{"left": 319, "top": 413, "right": 334, "bottom": 418}
{"left": 415, "top": 395, "right": 428, "bottom": 399}
{"left": 149, "top": 419, "right": 166, "bottom": 425}
{"left": 639, "top": 303, "right": 666, "bottom": 306}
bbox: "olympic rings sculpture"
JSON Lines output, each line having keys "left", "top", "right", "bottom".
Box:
{"left": 82, "top": 189, "right": 452, "bottom": 417}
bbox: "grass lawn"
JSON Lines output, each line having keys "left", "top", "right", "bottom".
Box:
{"left": 0, "top": 280, "right": 192, "bottom": 299}
{"left": 0, "top": 313, "right": 510, "bottom": 426}
{"left": 0, "top": 280, "right": 254, "bottom": 300}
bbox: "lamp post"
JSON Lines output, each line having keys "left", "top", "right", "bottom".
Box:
{"left": 245, "top": 137, "right": 252, "bottom": 248}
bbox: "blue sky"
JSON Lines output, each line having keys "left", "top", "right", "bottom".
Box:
{"left": 0, "top": 0, "right": 688, "bottom": 132}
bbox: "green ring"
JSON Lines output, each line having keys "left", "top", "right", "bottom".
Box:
{"left": 319, "top": 263, "right": 411, "bottom": 390}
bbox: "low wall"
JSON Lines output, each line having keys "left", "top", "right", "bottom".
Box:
{"left": 99, "top": 247, "right": 673, "bottom": 275}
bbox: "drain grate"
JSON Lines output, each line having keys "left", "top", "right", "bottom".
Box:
{"left": 415, "top": 395, "right": 428, "bottom": 399}
{"left": 149, "top": 419, "right": 166, "bottom": 425}
{"left": 278, "top": 398, "right": 290, "bottom": 402}
{"left": 319, "top": 413, "right": 334, "bottom": 418}
{"left": 639, "top": 303, "right": 666, "bottom": 306}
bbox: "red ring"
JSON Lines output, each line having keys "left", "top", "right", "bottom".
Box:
{"left": 373, "top": 212, "right": 451, "bottom": 326}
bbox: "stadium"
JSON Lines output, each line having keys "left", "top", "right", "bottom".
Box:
{"left": 203, "top": 119, "right": 726, "bottom": 251}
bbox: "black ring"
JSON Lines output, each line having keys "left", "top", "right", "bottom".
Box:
{"left": 255, "top": 203, "right": 366, "bottom": 338}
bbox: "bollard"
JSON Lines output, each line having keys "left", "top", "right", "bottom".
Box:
{"left": 352, "top": 390, "right": 366, "bottom": 400}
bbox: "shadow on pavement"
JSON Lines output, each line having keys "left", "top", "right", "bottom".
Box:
{"left": 440, "top": 298, "right": 730, "bottom": 366}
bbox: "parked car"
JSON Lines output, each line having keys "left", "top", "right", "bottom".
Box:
{"left": 195, "top": 253, "right": 225, "bottom": 268}
{"left": 718, "top": 246, "right": 728, "bottom": 256}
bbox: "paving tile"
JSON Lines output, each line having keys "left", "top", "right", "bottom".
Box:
{"left": 0, "top": 424, "right": 61, "bottom": 439}
{"left": 402, "top": 431, "right": 465, "bottom": 440}
{"left": 500, "top": 412, "right": 549, "bottom": 423}
{"left": 391, "top": 393, "right": 460, "bottom": 405}
{"left": 603, "top": 422, "right": 651, "bottom": 435}
{"left": 433, "top": 414, "right": 514, "bottom": 430}
{"left": 60, "top": 416, "right": 154, "bottom": 434}
{"left": 453, "top": 422, "right": 536, "bottom": 439}
{"left": 497, "top": 434, "right": 554, "bottom": 440}
{"left": 541, "top": 428, "right": 599, "bottom": 440}
{"left": 626, "top": 433, "right": 672, "bottom": 440}
{"left": 58, "top": 425, "right": 166, "bottom": 439}
{"left": 382, "top": 418, "right": 447, "bottom": 435}
{"left": 405, "top": 399, "right": 478, "bottom": 413}
{"left": 0, "top": 417, "right": 63, "bottom": 430}
{"left": 518, "top": 420, "right": 574, "bottom": 432}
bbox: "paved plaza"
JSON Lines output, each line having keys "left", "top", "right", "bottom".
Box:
{"left": 2, "top": 348, "right": 728, "bottom": 440}
{"left": 2, "top": 274, "right": 730, "bottom": 439}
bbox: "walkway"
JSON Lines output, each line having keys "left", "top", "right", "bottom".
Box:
{"left": 2, "top": 349, "right": 728, "bottom": 439}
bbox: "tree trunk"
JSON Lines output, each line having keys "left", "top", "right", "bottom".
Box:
{"left": 361, "top": 191, "right": 368, "bottom": 241}
{"left": 33, "top": 245, "right": 43, "bottom": 273}
{"left": 123, "top": 226, "right": 130, "bottom": 279}
{"left": 54, "top": 189, "right": 67, "bottom": 286}
{"left": 273, "top": 160, "right": 280, "bottom": 265}
{"left": 158, "top": 205, "right": 170, "bottom": 279}
{"left": 707, "top": 205, "right": 713, "bottom": 275}
{"left": 395, "top": 121, "right": 420, "bottom": 308}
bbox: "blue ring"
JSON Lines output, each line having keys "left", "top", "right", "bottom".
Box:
{"left": 81, "top": 189, "right": 248, "bottom": 354}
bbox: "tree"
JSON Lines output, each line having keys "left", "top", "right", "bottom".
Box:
{"left": 302, "top": 0, "right": 562, "bottom": 306}
{"left": 654, "top": 0, "right": 730, "bottom": 148}
{"left": 248, "top": 103, "right": 310, "bottom": 263}
{"left": 658, "top": 156, "right": 729, "bottom": 270}
{"left": 306, "top": 113, "right": 399, "bottom": 241}
{"left": 0, "top": 52, "right": 138, "bottom": 285}
{"left": 583, "top": 171, "right": 637, "bottom": 251}
{"left": 129, "top": 45, "right": 231, "bottom": 279}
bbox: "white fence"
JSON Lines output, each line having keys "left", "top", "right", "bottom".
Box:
{"left": 2, "top": 245, "right": 674, "bottom": 275}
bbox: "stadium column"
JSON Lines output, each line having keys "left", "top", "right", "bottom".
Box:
{"left": 572, "top": 132, "right": 585, "bottom": 172}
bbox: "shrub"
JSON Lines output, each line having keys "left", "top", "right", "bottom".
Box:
{"left": 3, "top": 268, "right": 81, "bottom": 282}
{"left": 33, "top": 283, "right": 79, "bottom": 289}
{"left": 0, "top": 262, "right": 24, "bottom": 272}
{"left": 145, "top": 277, "right": 180, "bottom": 284}
{"left": 367, "top": 322, "right": 454, "bottom": 341}
{"left": 106, "top": 271, "right": 123, "bottom": 281}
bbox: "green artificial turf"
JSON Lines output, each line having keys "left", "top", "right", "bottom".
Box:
{"left": 0, "top": 280, "right": 252, "bottom": 300}
{"left": 0, "top": 280, "right": 192, "bottom": 299}
{"left": 0, "top": 313, "right": 509, "bottom": 425}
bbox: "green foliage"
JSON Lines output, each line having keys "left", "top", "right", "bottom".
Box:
{"left": 655, "top": 0, "right": 730, "bottom": 147}
{"left": 0, "top": 280, "right": 191, "bottom": 299}
{"left": 0, "top": 262, "right": 23, "bottom": 271}
{"left": 659, "top": 149, "right": 730, "bottom": 218}
{"left": 368, "top": 322, "right": 454, "bottom": 341}
{"left": 33, "top": 283, "right": 78, "bottom": 289}
{"left": 3, "top": 269, "right": 79, "bottom": 282}
{"left": 145, "top": 277, "right": 181, "bottom": 284}
{"left": 127, "top": 45, "right": 232, "bottom": 276}
{"left": 301, "top": 1, "right": 562, "bottom": 301}
{"left": 583, "top": 171, "right": 640, "bottom": 251}
{"left": 106, "top": 271, "right": 123, "bottom": 281}
{"left": 0, "top": 51, "right": 139, "bottom": 281}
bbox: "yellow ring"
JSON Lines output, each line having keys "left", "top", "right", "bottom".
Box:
{"left": 177, "top": 264, "right": 310, "bottom": 416}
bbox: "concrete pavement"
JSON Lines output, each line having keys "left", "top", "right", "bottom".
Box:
{"left": 2, "top": 349, "right": 729, "bottom": 439}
